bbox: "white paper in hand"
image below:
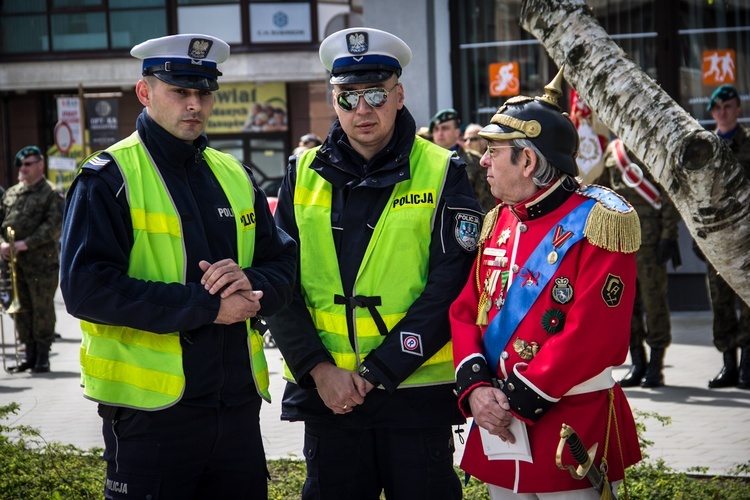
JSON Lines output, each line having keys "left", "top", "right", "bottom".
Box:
{"left": 478, "top": 417, "right": 533, "bottom": 463}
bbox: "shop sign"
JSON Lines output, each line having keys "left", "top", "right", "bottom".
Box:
{"left": 489, "top": 62, "right": 520, "bottom": 97}
{"left": 702, "top": 49, "right": 735, "bottom": 85}
{"left": 208, "top": 82, "right": 288, "bottom": 134}
{"left": 85, "top": 98, "right": 120, "bottom": 149}
{"left": 56, "top": 97, "right": 84, "bottom": 145}
{"left": 250, "top": 3, "right": 311, "bottom": 43}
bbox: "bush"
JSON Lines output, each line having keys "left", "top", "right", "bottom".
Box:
{"left": 1, "top": 403, "right": 748, "bottom": 499}
{"left": 0, "top": 403, "right": 104, "bottom": 499}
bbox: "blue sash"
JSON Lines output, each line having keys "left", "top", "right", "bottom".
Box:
{"left": 483, "top": 199, "right": 596, "bottom": 372}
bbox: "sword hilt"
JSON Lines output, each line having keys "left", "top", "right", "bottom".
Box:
{"left": 556, "top": 423, "right": 601, "bottom": 488}
{"left": 566, "top": 428, "right": 591, "bottom": 467}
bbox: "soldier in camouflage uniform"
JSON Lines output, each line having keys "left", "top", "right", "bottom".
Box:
{"left": 702, "top": 85, "right": 750, "bottom": 389}
{"left": 599, "top": 140, "right": 681, "bottom": 388}
{"left": 1, "top": 146, "right": 64, "bottom": 373}
{"left": 430, "top": 109, "right": 496, "bottom": 212}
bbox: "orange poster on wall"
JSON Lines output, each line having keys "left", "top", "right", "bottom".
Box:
{"left": 702, "top": 49, "right": 736, "bottom": 85}
{"left": 489, "top": 62, "right": 520, "bottom": 97}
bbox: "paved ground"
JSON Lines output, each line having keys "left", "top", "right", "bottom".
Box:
{"left": 1, "top": 291, "right": 749, "bottom": 477}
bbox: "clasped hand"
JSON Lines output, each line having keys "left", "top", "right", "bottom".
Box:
{"left": 199, "top": 259, "right": 263, "bottom": 325}
{"left": 468, "top": 386, "right": 517, "bottom": 444}
{"left": 310, "top": 362, "right": 368, "bottom": 415}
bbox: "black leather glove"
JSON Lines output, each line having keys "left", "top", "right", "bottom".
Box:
{"left": 656, "top": 238, "right": 679, "bottom": 265}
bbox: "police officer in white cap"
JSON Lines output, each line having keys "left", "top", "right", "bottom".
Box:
{"left": 266, "top": 27, "right": 480, "bottom": 499}
{"left": 59, "top": 34, "right": 296, "bottom": 499}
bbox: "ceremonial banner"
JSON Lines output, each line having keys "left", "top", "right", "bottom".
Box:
{"left": 569, "top": 89, "right": 610, "bottom": 184}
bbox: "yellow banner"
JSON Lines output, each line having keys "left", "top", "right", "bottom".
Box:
{"left": 208, "top": 82, "right": 288, "bottom": 134}
{"left": 47, "top": 144, "right": 84, "bottom": 194}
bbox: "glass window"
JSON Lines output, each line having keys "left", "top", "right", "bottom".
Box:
{"left": 250, "top": 137, "right": 286, "bottom": 179}
{"left": 211, "top": 139, "right": 245, "bottom": 162}
{"left": 678, "top": 0, "right": 750, "bottom": 125}
{"left": 209, "top": 136, "right": 288, "bottom": 196}
{"left": 0, "top": 0, "right": 167, "bottom": 54}
{"left": 52, "top": 0, "right": 103, "bottom": 6}
{"left": 1, "top": 0, "right": 46, "bottom": 13}
{"left": 110, "top": 10, "right": 167, "bottom": 48}
{"left": 457, "top": 1, "right": 660, "bottom": 126}
{"left": 0, "top": 15, "right": 49, "bottom": 53}
{"left": 51, "top": 12, "right": 107, "bottom": 51}
{"left": 594, "top": 1, "right": 658, "bottom": 79}
{"left": 110, "top": 0, "right": 164, "bottom": 7}
{"left": 458, "top": 1, "right": 552, "bottom": 126}
{"left": 178, "top": 0, "right": 238, "bottom": 4}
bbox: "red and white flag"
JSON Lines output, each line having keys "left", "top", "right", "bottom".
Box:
{"left": 569, "top": 89, "right": 610, "bottom": 184}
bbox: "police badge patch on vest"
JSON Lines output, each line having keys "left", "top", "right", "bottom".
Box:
{"left": 455, "top": 212, "right": 480, "bottom": 251}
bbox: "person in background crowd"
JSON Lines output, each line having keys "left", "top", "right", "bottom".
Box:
{"left": 463, "top": 122, "right": 488, "bottom": 157}
{"left": 59, "top": 33, "right": 296, "bottom": 499}
{"left": 293, "top": 133, "right": 323, "bottom": 156}
{"left": 700, "top": 84, "right": 750, "bottom": 389}
{"left": 266, "top": 27, "right": 481, "bottom": 499}
{"left": 450, "top": 69, "right": 642, "bottom": 499}
{"left": 431, "top": 110, "right": 496, "bottom": 212}
{"left": 599, "top": 138, "right": 681, "bottom": 388}
{"left": 416, "top": 125, "right": 432, "bottom": 141}
{"left": 2, "top": 145, "right": 64, "bottom": 374}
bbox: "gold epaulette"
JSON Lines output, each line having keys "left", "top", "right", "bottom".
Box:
{"left": 478, "top": 204, "right": 501, "bottom": 246}
{"left": 579, "top": 184, "right": 641, "bottom": 254}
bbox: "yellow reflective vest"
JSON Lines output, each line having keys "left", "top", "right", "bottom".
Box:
{"left": 79, "top": 132, "right": 270, "bottom": 409}
{"left": 289, "top": 138, "right": 456, "bottom": 387}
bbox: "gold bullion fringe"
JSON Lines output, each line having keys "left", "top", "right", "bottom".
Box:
{"left": 584, "top": 202, "right": 641, "bottom": 254}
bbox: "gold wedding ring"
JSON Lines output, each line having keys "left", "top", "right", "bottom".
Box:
{"left": 342, "top": 404, "right": 348, "bottom": 409}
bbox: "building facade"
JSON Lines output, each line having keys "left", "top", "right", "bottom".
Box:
{"left": 0, "top": 0, "right": 368, "bottom": 193}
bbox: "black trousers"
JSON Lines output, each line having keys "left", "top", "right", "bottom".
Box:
{"left": 301, "top": 422, "right": 462, "bottom": 500}
{"left": 101, "top": 399, "right": 268, "bottom": 499}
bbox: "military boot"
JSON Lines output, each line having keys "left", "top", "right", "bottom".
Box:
{"left": 9, "top": 342, "right": 36, "bottom": 373}
{"left": 708, "top": 349, "right": 738, "bottom": 389}
{"left": 641, "top": 347, "right": 665, "bottom": 388}
{"left": 31, "top": 343, "right": 50, "bottom": 373}
{"left": 738, "top": 349, "right": 750, "bottom": 390}
{"left": 619, "top": 344, "right": 647, "bottom": 387}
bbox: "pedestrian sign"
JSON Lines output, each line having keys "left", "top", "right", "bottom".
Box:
{"left": 702, "top": 49, "right": 735, "bottom": 85}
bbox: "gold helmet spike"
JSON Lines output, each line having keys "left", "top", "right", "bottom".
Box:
{"left": 538, "top": 65, "right": 566, "bottom": 110}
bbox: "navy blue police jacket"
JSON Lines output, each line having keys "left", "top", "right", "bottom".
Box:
{"left": 266, "top": 107, "right": 482, "bottom": 427}
{"left": 60, "top": 109, "right": 297, "bottom": 407}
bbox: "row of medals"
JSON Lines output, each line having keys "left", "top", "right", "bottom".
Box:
{"left": 481, "top": 222, "right": 562, "bottom": 313}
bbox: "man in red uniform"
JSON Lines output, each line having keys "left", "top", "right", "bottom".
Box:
{"left": 449, "top": 69, "right": 642, "bottom": 498}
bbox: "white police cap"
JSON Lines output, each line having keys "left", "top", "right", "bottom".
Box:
{"left": 319, "top": 27, "right": 412, "bottom": 85}
{"left": 131, "top": 34, "right": 230, "bottom": 91}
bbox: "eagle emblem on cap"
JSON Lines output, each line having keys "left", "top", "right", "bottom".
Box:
{"left": 188, "top": 38, "right": 212, "bottom": 60}
{"left": 347, "top": 32, "right": 368, "bottom": 54}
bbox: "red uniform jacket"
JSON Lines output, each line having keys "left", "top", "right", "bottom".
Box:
{"left": 450, "top": 180, "right": 642, "bottom": 493}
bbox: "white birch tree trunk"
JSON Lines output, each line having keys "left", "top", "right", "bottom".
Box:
{"left": 519, "top": 0, "right": 750, "bottom": 303}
